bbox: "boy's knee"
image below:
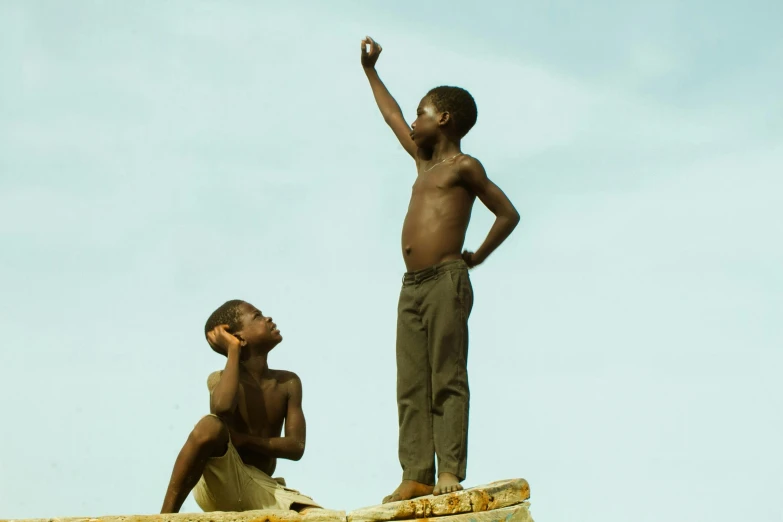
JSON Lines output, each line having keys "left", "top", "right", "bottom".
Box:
{"left": 190, "top": 415, "right": 229, "bottom": 448}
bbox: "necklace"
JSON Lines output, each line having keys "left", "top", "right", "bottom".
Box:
{"left": 423, "top": 153, "right": 462, "bottom": 172}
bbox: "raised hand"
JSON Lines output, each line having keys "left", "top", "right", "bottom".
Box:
{"left": 206, "top": 324, "right": 241, "bottom": 354}
{"left": 361, "top": 35, "right": 383, "bottom": 69}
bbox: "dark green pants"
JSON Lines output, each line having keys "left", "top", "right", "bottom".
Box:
{"left": 396, "top": 259, "right": 474, "bottom": 485}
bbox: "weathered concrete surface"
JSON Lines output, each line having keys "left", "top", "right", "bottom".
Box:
{"left": 1, "top": 480, "right": 532, "bottom": 522}
{"left": 347, "top": 479, "right": 530, "bottom": 522}
{"left": 0, "top": 505, "right": 532, "bottom": 522}
{"left": 1, "top": 509, "right": 346, "bottom": 522}
{"left": 366, "top": 504, "right": 534, "bottom": 522}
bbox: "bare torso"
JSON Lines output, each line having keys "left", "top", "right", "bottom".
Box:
{"left": 224, "top": 369, "right": 294, "bottom": 476}
{"left": 402, "top": 157, "right": 476, "bottom": 272}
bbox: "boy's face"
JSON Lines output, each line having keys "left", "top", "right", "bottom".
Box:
{"left": 235, "top": 301, "right": 282, "bottom": 350}
{"left": 410, "top": 96, "right": 445, "bottom": 147}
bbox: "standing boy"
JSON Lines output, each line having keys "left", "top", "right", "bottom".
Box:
{"left": 360, "top": 36, "right": 521, "bottom": 502}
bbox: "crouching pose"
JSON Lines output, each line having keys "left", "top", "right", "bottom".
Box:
{"left": 161, "top": 300, "right": 321, "bottom": 514}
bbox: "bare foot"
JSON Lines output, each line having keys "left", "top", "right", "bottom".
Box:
{"left": 433, "top": 473, "right": 463, "bottom": 495}
{"left": 382, "top": 480, "right": 434, "bottom": 503}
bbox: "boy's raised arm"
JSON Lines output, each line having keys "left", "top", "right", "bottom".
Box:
{"left": 361, "top": 36, "right": 417, "bottom": 159}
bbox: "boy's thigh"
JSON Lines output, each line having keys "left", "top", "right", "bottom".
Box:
{"left": 396, "top": 284, "right": 424, "bottom": 336}
{"left": 424, "top": 270, "right": 472, "bottom": 362}
{"left": 194, "top": 444, "right": 319, "bottom": 512}
{"left": 193, "top": 441, "right": 263, "bottom": 511}
{"left": 427, "top": 269, "right": 473, "bottom": 326}
{"left": 396, "top": 285, "right": 429, "bottom": 368}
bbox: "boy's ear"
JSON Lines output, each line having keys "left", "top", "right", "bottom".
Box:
{"left": 438, "top": 111, "right": 451, "bottom": 126}
{"left": 235, "top": 333, "right": 247, "bottom": 347}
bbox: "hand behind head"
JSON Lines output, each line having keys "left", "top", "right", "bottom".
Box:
{"left": 206, "top": 324, "right": 242, "bottom": 353}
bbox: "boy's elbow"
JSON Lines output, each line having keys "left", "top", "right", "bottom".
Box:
{"left": 508, "top": 209, "right": 521, "bottom": 226}
{"left": 292, "top": 441, "right": 305, "bottom": 461}
{"left": 212, "top": 406, "right": 232, "bottom": 418}
{"left": 210, "top": 398, "right": 235, "bottom": 417}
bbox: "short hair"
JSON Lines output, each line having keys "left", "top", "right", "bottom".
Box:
{"left": 427, "top": 86, "right": 478, "bottom": 138}
{"left": 204, "top": 300, "right": 246, "bottom": 337}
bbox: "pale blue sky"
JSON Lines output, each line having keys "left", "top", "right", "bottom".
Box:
{"left": 1, "top": 1, "right": 781, "bottom": 521}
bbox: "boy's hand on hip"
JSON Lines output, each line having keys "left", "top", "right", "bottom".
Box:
{"left": 361, "top": 35, "right": 382, "bottom": 68}
{"left": 207, "top": 324, "right": 242, "bottom": 354}
{"left": 462, "top": 250, "right": 483, "bottom": 269}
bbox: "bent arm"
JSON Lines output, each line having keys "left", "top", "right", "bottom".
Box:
{"left": 364, "top": 68, "right": 417, "bottom": 158}
{"left": 232, "top": 374, "right": 306, "bottom": 461}
{"left": 208, "top": 349, "right": 242, "bottom": 417}
{"left": 459, "top": 157, "right": 520, "bottom": 264}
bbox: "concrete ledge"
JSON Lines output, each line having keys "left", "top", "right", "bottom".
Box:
{"left": 348, "top": 479, "right": 530, "bottom": 522}
{"left": 396, "top": 504, "right": 534, "bottom": 522}
{"left": 1, "top": 509, "right": 347, "bottom": 522}
{"left": 1, "top": 479, "right": 533, "bottom": 522}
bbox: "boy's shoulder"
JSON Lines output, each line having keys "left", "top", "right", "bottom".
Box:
{"left": 455, "top": 153, "right": 482, "bottom": 171}
{"left": 269, "top": 369, "right": 303, "bottom": 396}
{"left": 207, "top": 370, "right": 223, "bottom": 392}
{"left": 270, "top": 368, "right": 301, "bottom": 383}
{"left": 205, "top": 368, "right": 302, "bottom": 392}
{"left": 454, "top": 154, "right": 489, "bottom": 187}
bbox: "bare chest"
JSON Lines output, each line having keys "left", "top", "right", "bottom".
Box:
{"left": 411, "top": 168, "right": 460, "bottom": 196}
{"left": 235, "top": 378, "right": 288, "bottom": 435}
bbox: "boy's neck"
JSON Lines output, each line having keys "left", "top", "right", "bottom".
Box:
{"left": 427, "top": 137, "right": 462, "bottom": 161}
{"left": 241, "top": 348, "right": 271, "bottom": 378}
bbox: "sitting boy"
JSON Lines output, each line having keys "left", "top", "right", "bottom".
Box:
{"left": 160, "top": 299, "right": 321, "bottom": 513}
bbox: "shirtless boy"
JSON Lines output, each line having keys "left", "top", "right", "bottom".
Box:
{"left": 160, "top": 300, "right": 321, "bottom": 513}
{"left": 360, "top": 36, "right": 521, "bottom": 502}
